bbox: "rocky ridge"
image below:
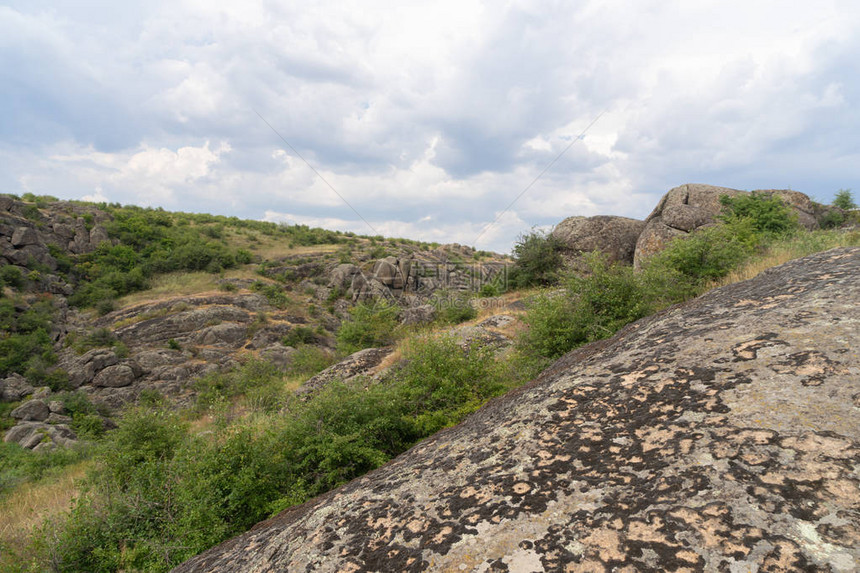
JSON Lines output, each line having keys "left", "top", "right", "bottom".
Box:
{"left": 174, "top": 248, "right": 860, "bottom": 572}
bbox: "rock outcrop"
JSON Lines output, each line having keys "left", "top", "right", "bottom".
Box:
{"left": 634, "top": 184, "right": 821, "bottom": 269}
{"left": 551, "top": 215, "right": 645, "bottom": 265}
{"left": 296, "top": 347, "right": 394, "bottom": 397}
{"left": 174, "top": 248, "right": 860, "bottom": 573}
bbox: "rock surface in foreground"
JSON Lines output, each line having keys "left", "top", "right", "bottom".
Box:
{"left": 174, "top": 249, "right": 860, "bottom": 571}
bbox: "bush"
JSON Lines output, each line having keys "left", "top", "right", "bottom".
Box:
{"left": 719, "top": 192, "right": 798, "bottom": 237}
{"left": 833, "top": 189, "right": 856, "bottom": 211}
{"left": 286, "top": 345, "right": 336, "bottom": 377}
{"left": 336, "top": 300, "right": 400, "bottom": 353}
{"left": 643, "top": 222, "right": 756, "bottom": 292}
{"left": 518, "top": 253, "right": 652, "bottom": 361}
{"left": 0, "top": 265, "right": 24, "bottom": 289}
{"left": 251, "top": 281, "right": 291, "bottom": 309}
{"left": 434, "top": 292, "right": 477, "bottom": 324}
{"left": 510, "top": 228, "right": 564, "bottom": 288}
{"left": 283, "top": 326, "right": 317, "bottom": 347}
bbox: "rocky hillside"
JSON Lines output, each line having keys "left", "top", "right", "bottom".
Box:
{"left": 0, "top": 194, "right": 511, "bottom": 450}
{"left": 174, "top": 248, "right": 860, "bottom": 572}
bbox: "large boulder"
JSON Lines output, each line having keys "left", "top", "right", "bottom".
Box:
{"left": 634, "top": 184, "right": 819, "bottom": 269}
{"left": 634, "top": 183, "right": 743, "bottom": 269}
{"left": 10, "top": 399, "right": 50, "bottom": 422}
{"left": 91, "top": 362, "right": 143, "bottom": 388}
{"left": 0, "top": 373, "right": 34, "bottom": 402}
{"left": 328, "top": 264, "right": 361, "bottom": 291}
{"left": 174, "top": 248, "right": 860, "bottom": 573}
{"left": 10, "top": 226, "right": 40, "bottom": 247}
{"left": 296, "top": 347, "right": 393, "bottom": 397}
{"left": 551, "top": 215, "right": 645, "bottom": 265}
{"left": 3, "top": 421, "right": 77, "bottom": 449}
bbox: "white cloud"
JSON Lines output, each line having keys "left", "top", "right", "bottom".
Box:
{"left": 2, "top": 0, "right": 859, "bottom": 251}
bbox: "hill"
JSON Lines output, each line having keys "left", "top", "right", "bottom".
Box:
{"left": 0, "top": 186, "right": 857, "bottom": 571}
{"left": 174, "top": 247, "right": 860, "bottom": 572}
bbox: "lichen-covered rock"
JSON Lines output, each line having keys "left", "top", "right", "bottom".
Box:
{"left": 10, "top": 399, "right": 50, "bottom": 421}
{"left": 296, "top": 347, "right": 393, "bottom": 397}
{"left": 174, "top": 248, "right": 860, "bottom": 573}
{"left": 0, "top": 373, "right": 34, "bottom": 402}
{"left": 91, "top": 362, "right": 142, "bottom": 388}
{"left": 400, "top": 304, "right": 437, "bottom": 325}
{"left": 3, "top": 421, "right": 77, "bottom": 449}
{"left": 260, "top": 344, "right": 297, "bottom": 370}
{"left": 634, "top": 184, "right": 821, "bottom": 269}
{"left": 551, "top": 215, "right": 645, "bottom": 265}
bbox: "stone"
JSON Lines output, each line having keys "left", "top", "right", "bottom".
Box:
{"left": 89, "top": 225, "right": 110, "bottom": 247}
{"left": 91, "top": 363, "right": 141, "bottom": 388}
{"left": 10, "top": 399, "right": 50, "bottom": 422}
{"left": 10, "top": 226, "right": 39, "bottom": 247}
{"left": 48, "top": 400, "right": 66, "bottom": 414}
{"left": 3, "top": 422, "right": 44, "bottom": 446}
{"left": 328, "top": 264, "right": 361, "bottom": 291}
{"left": 46, "top": 413, "right": 73, "bottom": 425}
{"left": 30, "top": 387, "right": 51, "bottom": 400}
{"left": 297, "top": 347, "right": 394, "bottom": 397}
{"left": 0, "top": 373, "right": 34, "bottom": 402}
{"left": 372, "top": 258, "right": 400, "bottom": 287}
{"left": 174, "top": 248, "right": 860, "bottom": 573}
{"left": 399, "top": 304, "right": 436, "bottom": 325}
{"left": 65, "top": 348, "right": 119, "bottom": 388}
{"left": 195, "top": 323, "right": 248, "bottom": 346}
{"left": 260, "top": 344, "right": 297, "bottom": 370}
{"left": 634, "top": 184, "right": 820, "bottom": 269}
{"left": 551, "top": 215, "right": 645, "bottom": 265}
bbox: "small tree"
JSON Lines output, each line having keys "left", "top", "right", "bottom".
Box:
{"left": 833, "top": 189, "right": 856, "bottom": 211}
{"left": 510, "top": 228, "right": 563, "bottom": 288}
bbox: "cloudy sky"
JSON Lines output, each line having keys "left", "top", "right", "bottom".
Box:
{"left": 2, "top": 1, "right": 858, "bottom": 252}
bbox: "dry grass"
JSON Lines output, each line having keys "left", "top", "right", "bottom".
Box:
{"left": 716, "top": 229, "right": 860, "bottom": 288}
{"left": 245, "top": 238, "right": 341, "bottom": 261}
{"left": 117, "top": 271, "right": 223, "bottom": 308}
{"left": 0, "top": 462, "right": 89, "bottom": 566}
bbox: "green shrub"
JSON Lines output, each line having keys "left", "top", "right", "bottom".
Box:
{"left": 194, "top": 359, "right": 284, "bottom": 413}
{"left": 336, "top": 300, "right": 400, "bottom": 353}
{"left": 510, "top": 229, "right": 563, "bottom": 288}
{"left": 518, "top": 253, "right": 652, "bottom": 361}
{"left": 643, "top": 222, "right": 755, "bottom": 292}
{"left": 434, "top": 292, "right": 477, "bottom": 324}
{"left": 833, "top": 189, "right": 856, "bottom": 211}
{"left": 0, "top": 295, "right": 57, "bottom": 379}
{"left": 819, "top": 209, "right": 846, "bottom": 229}
{"left": 390, "top": 335, "right": 511, "bottom": 435}
{"left": 282, "top": 326, "right": 317, "bottom": 347}
{"left": 719, "top": 192, "right": 798, "bottom": 237}
{"left": 0, "top": 265, "right": 24, "bottom": 289}
{"left": 478, "top": 282, "right": 501, "bottom": 297}
{"left": 251, "top": 281, "right": 290, "bottom": 309}
{"left": 286, "top": 345, "right": 336, "bottom": 377}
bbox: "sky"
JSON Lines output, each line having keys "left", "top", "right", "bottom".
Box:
{"left": 2, "top": 0, "right": 859, "bottom": 253}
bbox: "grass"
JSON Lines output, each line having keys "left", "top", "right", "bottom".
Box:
{"left": 116, "top": 271, "right": 225, "bottom": 307}
{"left": 0, "top": 462, "right": 89, "bottom": 569}
{"left": 716, "top": 229, "right": 860, "bottom": 287}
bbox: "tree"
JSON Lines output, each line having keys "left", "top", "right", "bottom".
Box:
{"left": 510, "top": 229, "right": 563, "bottom": 288}
{"left": 833, "top": 189, "right": 856, "bottom": 211}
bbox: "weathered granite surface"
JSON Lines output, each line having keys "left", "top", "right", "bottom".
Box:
{"left": 181, "top": 248, "right": 860, "bottom": 571}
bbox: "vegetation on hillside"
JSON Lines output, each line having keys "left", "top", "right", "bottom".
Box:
{"left": 1, "top": 189, "right": 858, "bottom": 572}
